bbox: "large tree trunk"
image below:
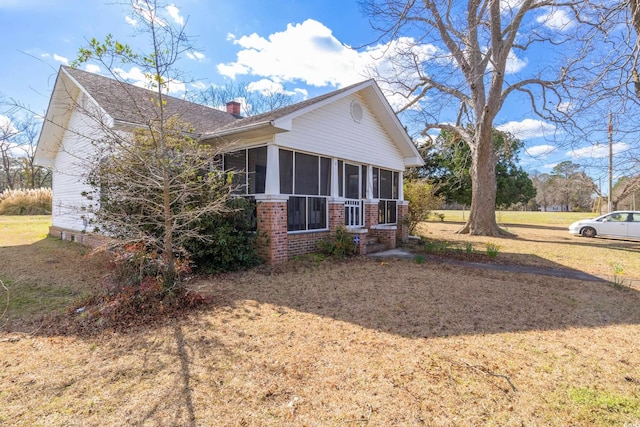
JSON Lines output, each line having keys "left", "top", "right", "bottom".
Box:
{"left": 457, "top": 127, "right": 508, "bottom": 236}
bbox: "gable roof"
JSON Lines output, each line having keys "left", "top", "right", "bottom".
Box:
{"left": 35, "top": 66, "right": 423, "bottom": 168}
{"left": 61, "top": 66, "right": 237, "bottom": 133}
{"left": 202, "top": 79, "right": 424, "bottom": 167}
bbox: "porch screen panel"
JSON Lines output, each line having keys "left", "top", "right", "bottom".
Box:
{"left": 279, "top": 149, "right": 293, "bottom": 194}
{"left": 320, "top": 157, "right": 331, "bottom": 196}
{"left": 248, "top": 147, "right": 267, "bottom": 194}
{"left": 224, "top": 151, "right": 246, "bottom": 194}
{"left": 295, "top": 152, "right": 319, "bottom": 195}
{"left": 345, "top": 163, "right": 360, "bottom": 199}
{"left": 308, "top": 197, "right": 327, "bottom": 230}
{"left": 372, "top": 167, "right": 379, "bottom": 198}
{"left": 287, "top": 196, "right": 306, "bottom": 231}
{"left": 379, "top": 169, "right": 393, "bottom": 199}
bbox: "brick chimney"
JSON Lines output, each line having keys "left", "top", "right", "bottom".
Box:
{"left": 226, "top": 101, "right": 241, "bottom": 116}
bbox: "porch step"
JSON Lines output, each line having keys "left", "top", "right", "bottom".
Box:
{"left": 365, "top": 236, "right": 387, "bottom": 254}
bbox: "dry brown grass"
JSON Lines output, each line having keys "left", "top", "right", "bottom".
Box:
{"left": 1, "top": 216, "right": 640, "bottom": 426}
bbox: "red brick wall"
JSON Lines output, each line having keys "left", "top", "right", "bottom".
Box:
{"left": 256, "top": 200, "right": 288, "bottom": 264}
{"left": 288, "top": 231, "right": 330, "bottom": 258}
{"left": 397, "top": 202, "right": 409, "bottom": 243}
{"left": 328, "top": 201, "right": 344, "bottom": 231}
{"left": 369, "top": 228, "right": 396, "bottom": 249}
{"left": 364, "top": 202, "right": 379, "bottom": 229}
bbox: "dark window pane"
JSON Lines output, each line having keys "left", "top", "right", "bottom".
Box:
{"left": 378, "top": 200, "right": 386, "bottom": 223}
{"left": 308, "top": 197, "right": 327, "bottom": 229}
{"left": 392, "top": 171, "right": 399, "bottom": 199}
{"left": 387, "top": 200, "right": 397, "bottom": 223}
{"left": 361, "top": 165, "right": 367, "bottom": 198}
{"left": 380, "top": 169, "right": 392, "bottom": 199}
{"left": 279, "top": 149, "right": 293, "bottom": 194}
{"left": 320, "top": 157, "right": 331, "bottom": 196}
{"left": 248, "top": 147, "right": 267, "bottom": 194}
{"left": 295, "top": 152, "right": 319, "bottom": 195}
{"left": 338, "top": 160, "right": 344, "bottom": 197}
{"left": 345, "top": 163, "right": 360, "bottom": 199}
{"left": 287, "top": 196, "right": 306, "bottom": 231}
{"left": 372, "top": 167, "right": 379, "bottom": 199}
{"left": 225, "top": 151, "right": 246, "bottom": 194}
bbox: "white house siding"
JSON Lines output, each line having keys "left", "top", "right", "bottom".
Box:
{"left": 51, "top": 106, "right": 104, "bottom": 232}
{"left": 274, "top": 93, "right": 405, "bottom": 171}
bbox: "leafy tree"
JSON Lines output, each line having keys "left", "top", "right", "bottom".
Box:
{"left": 548, "top": 161, "right": 596, "bottom": 211}
{"left": 361, "top": 0, "right": 610, "bottom": 235}
{"left": 403, "top": 179, "right": 442, "bottom": 234}
{"left": 414, "top": 129, "right": 535, "bottom": 209}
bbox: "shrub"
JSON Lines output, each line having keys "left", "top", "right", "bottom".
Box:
{"left": 318, "top": 226, "right": 356, "bottom": 258}
{"left": 182, "top": 197, "right": 262, "bottom": 274}
{"left": 403, "top": 180, "right": 443, "bottom": 234}
{"left": 485, "top": 242, "right": 501, "bottom": 258}
{"left": 0, "top": 188, "right": 52, "bottom": 215}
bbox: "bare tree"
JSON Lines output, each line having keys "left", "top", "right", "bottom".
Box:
{"left": 72, "top": 0, "right": 235, "bottom": 288}
{"left": 193, "top": 82, "right": 296, "bottom": 116}
{"left": 361, "top": 0, "right": 610, "bottom": 235}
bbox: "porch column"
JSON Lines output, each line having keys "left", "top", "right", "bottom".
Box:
{"left": 255, "top": 195, "right": 289, "bottom": 264}
{"left": 397, "top": 171, "right": 404, "bottom": 201}
{"left": 264, "top": 144, "right": 280, "bottom": 195}
{"left": 328, "top": 158, "right": 344, "bottom": 231}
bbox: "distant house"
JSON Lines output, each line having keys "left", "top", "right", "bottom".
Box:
{"left": 35, "top": 66, "right": 423, "bottom": 263}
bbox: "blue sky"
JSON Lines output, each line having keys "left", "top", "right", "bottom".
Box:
{"left": 0, "top": 0, "right": 634, "bottom": 187}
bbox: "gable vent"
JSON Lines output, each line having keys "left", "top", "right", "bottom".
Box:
{"left": 350, "top": 101, "right": 363, "bottom": 123}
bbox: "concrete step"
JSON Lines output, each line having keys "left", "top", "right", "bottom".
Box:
{"left": 366, "top": 242, "right": 387, "bottom": 254}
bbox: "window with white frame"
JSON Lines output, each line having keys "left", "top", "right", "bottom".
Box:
{"left": 372, "top": 167, "right": 400, "bottom": 224}
{"left": 279, "top": 149, "right": 331, "bottom": 231}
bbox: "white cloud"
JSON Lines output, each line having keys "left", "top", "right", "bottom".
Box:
{"left": 505, "top": 50, "right": 527, "bottom": 73}
{"left": 186, "top": 51, "right": 205, "bottom": 61}
{"left": 84, "top": 64, "right": 100, "bottom": 73}
{"left": 525, "top": 144, "right": 556, "bottom": 157}
{"left": 567, "top": 142, "right": 629, "bottom": 159}
{"left": 218, "top": 19, "right": 366, "bottom": 87}
{"left": 53, "top": 54, "right": 69, "bottom": 65}
{"left": 500, "top": 0, "right": 524, "bottom": 15}
{"left": 165, "top": 4, "right": 184, "bottom": 26}
{"left": 191, "top": 81, "right": 207, "bottom": 90}
{"left": 0, "top": 114, "right": 17, "bottom": 135}
{"left": 125, "top": 16, "right": 138, "bottom": 26}
{"left": 246, "top": 78, "right": 307, "bottom": 98}
{"left": 497, "top": 118, "right": 555, "bottom": 139}
{"left": 536, "top": 8, "right": 576, "bottom": 31}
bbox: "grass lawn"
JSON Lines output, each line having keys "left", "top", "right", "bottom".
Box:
{"left": 1, "top": 214, "right": 640, "bottom": 426}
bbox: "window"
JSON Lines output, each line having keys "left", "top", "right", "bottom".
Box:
{"left": 371, "top": 167, "right": 400, "bottom": 224}
{"left": 223, "top": 147, "right": 267, "bottom": 195}
{"left": 280, "top": 149, "right": 331, "bottom": 231}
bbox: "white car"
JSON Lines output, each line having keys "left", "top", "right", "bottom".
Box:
{"left": 568, "top": 211, "right": 640, "bottom": 239}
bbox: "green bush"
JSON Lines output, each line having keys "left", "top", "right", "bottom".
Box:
{"left": 403, "top": 180, "right": 443, "bottom": 234}
{"left": 318, "top": 226, "right": 356, "bottom": 258}
{"left": 0, "top": 188, "right": 52, "bottom": 215}
{"left": 182, "top": 197, "right": 261, "bottom": 273}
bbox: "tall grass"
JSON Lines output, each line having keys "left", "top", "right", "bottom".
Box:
{"left": 0, "top": 188, "right": 52, "bottom": 215}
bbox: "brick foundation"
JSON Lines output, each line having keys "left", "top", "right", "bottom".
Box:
{"left": 328, "top": 201, "right": 344, "bottom": 232}
{"left": 364, "top": 201, "right": 379, "bottom": 229}
{"left": 288, "top": 231, "right": 330, "bottom": 258}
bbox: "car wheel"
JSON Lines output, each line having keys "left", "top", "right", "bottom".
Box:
{"left": 581, "top": 227, "right": 596, "bottom": 238}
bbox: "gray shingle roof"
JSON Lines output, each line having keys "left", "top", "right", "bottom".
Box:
{"left": 62, "top": 66, "right": 238, "bottom": 134}
{"left": 64, "top": 66, "right": 374, "bottom": 137}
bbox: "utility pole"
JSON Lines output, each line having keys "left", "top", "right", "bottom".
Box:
{"left": 608, "top": 112, "right": 613, "bottom": 213}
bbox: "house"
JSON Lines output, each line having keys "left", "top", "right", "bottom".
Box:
{"left": 35, "top": 66, "right": 424, "bottom": 263}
